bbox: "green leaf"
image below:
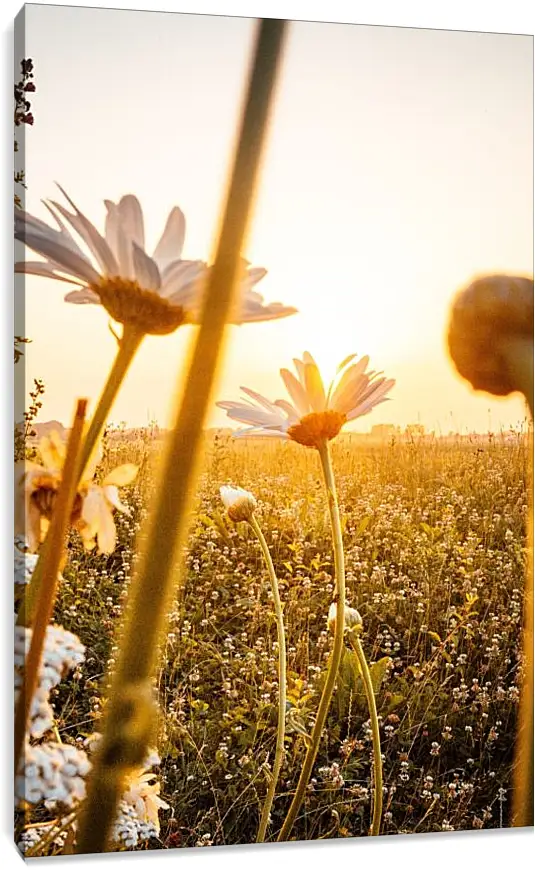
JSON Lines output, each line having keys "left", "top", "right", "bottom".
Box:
{"left": 356, "top": 515, "right": 372, "bottom": 537}
{"left": 369, "top": 656, "right": 392, "bottom": 694}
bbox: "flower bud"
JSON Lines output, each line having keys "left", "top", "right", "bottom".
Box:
{"left": 220, "top": 485, "right": 257, "bottom": 522}
{"left": 327, "top": 602, "right": 363, "bottom": 634}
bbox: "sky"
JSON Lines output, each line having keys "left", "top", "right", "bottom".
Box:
{"left": 18, "top": 4, "right": 533, "bottom": 433}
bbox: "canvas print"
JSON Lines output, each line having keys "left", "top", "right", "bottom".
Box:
{"left": 13, "top": 4, "right": 533, "bottom": 857}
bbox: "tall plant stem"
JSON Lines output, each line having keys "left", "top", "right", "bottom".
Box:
{"left": 498, "top": 334, "right": 533, "bottom": 827}
{"left": 75, "top": 19, "right": 288, "bottom": 854}
{"left": 349, "top": 632, "right": 383, "bottom": 836}
{"left": 17, "top": 327, "right": 143, "bottom": 628}
{"left": 249, "top": 514, "right": 287, "bottom": 843}
{"left": 277, "top": 439, "right": 345, "bottom": 841}
{"left": 512, "top": 422, "right": 533, "bottom": 826}
{"left": 14, "top": 399, "right": 87, "bottom": 778}
{"left": 77, "top": 325, "right": 144, "bottom": 474}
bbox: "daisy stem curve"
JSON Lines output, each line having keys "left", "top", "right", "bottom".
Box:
{"left": 249, "top": 514, "right": 287, "bottom": 843}
{"left": 14, "top": 399, "right": 87, "bottom": 778}
{"left": 75, "top": 19, "right": 288, "bottom": 853}
{"left": 77, "top": 325, "right": 144, "bottom": 475}
{"left": 348, "top": 631, "right": 383, "bottom": 836}
{"left": 277, "top": 438, "right": 345, "bottom": 841}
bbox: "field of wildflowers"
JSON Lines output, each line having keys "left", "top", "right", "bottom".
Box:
{"left": 13, "top": 20, "right": 533, "bottom": 856}
{"left": 14, "top": 428, "right": 529, "bottom": 852}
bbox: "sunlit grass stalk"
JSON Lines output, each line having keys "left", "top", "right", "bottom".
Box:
{"left": 277, "top": 438, "right": 345, "bottom": 841}
{"left": 498, "top": 334, "right": 533, "bottom": 827}
{"left": 14, "top": 399, "right": 87, "bottom": 777}
{"left": 348, "top": 630, "right": 383, "bottom": 835}
{"left": 508, "top": 336, "right": 534, "bottom": 826}
{"left": 17, "top": 327, "right": 143, "bottom": 628}
{"left": 249, "top": 513, "right": 287, "bottom": 842}
{"left": 75, "top": 19, "right": 288, "bottom": 854}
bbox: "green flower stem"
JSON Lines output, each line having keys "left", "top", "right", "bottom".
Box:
{"left": 348, "top": 631, "right": 383, "bottom": 836}
{"left": 249, "top": 514, "right": 287, "bottom": 843}
{"left": 277, "top": 438, "right": 345, "bottom": 841}
{"left": 75, "top": 19, "right": 288, "bottom": 854}
{"left": 77, "top": 325, "right": 144, "bottom": 475}
{"left": 14, "top": 400, "right": 87, "bottom": 778}
{"left": 17, "top": 327, "right": 143, "bottom": 629}
{"left": 499, "top": 335, "right": 533, "bottom": 417}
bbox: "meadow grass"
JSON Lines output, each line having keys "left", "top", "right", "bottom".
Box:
{"left": 24, "top": 429, "right": 528, "bottom": 849}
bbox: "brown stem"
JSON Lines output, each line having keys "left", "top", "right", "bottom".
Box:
{"left": 14, "top": 399, "right": 87, "bottom": 778}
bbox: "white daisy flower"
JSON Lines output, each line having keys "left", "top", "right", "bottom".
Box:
{"left": 15, "top": 430, "right": 138, "bottom": 554}
{"left": 217, "top": 352, "right": 395, "bottom": 449}
{"left": 219, "top": 485, "right": 257, "bottom": 522}
{"left": 15, "top": 187, "right": 297, "bottom": 334}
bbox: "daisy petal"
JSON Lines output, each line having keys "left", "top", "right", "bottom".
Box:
{"left": 132, "top": 243, "right": 161, "bottom": 291}
{"left": 15, "top": 229, "right": 100, "bottom": 284}
{"left": 280, "top": 368, "right": 311, "bottom": 416}
{"left": 239, "top": 386, "right": 279, "bottom": 412}
{"left": 64, "top": 289, "right": 101, "bottom": 304}
{"left": 103, "top": 485, "right": 130, "bottom": 514}
{"left": 105, "top": 200, "right": 134, "bottom": 278}
{"left": 236, "top": 300, "right": 298, "bottom": 324}
{"left": 103, "top": 463, "right": 138, "bottom": 487}
{"left": 304, "top": 361, "right": 327, "bottom": 412}
{"left": 51, "top": 185, "right": 118, "bottom": 275}
{"left": 152, "top": 206, "right": 186, "bottom": 268}
{"left": 118, "top": 195, "right": 145, "bottom": 251}
{"left": 15, "top": 261, "right": 86, "bottom": 286}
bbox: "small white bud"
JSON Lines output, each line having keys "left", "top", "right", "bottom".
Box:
{"left": 220, "top": 485, "right": 257, "bottom": 522}
{"left": 327, "top": 602, "right": 363, "bottom": 635}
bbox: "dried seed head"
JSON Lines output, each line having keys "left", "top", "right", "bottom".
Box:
{"left": 448, "top": 274, "right": 533, "bottom": 396}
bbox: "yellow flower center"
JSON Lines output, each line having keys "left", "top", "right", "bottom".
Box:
{"left": 287, "top": 410, "right": 346, "bottom": 449}
{"left": 92, "top": 276, "right": 187, "bottom": 336}
{"left": 31, "top": 477, "right": 83, "bottom": 523}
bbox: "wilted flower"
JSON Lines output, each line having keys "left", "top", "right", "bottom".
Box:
{"left": 220, "top": 485, "right": 257, "bottom": 522}
{"left": 120, "top": 762, "right": 169, "bottom": 834}
{"left": 327, "top": 602, "right": 363, "bottom": 634}
{"left": 218, "top": 352, "right": 395, "bottom": 449}
{"left": 14, "top": 430, "right": 138, "bottom": 553}
{"left": 15, "top": 187, "right": 297, "bottom": 335}
{"left": 84, "top": 739, "right": 168, "bottom": 841}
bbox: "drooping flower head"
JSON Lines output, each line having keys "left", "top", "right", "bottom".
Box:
{"left": 15, "top": 186, "right": 297, "bottom": 335}
{"left": 448, "top": 274, "right": 534, "bottom": 397}
{"left": 220, "top": 485, "right": 257, "bottom": 522}
{"left": 327, "top": 602, "right": 363, "bottom": 635}
{"left": 15, "top": 430, "right": 138, "bottom": 554}
{"left": 218, "top": 352, "right": 395, "bottom": 450}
